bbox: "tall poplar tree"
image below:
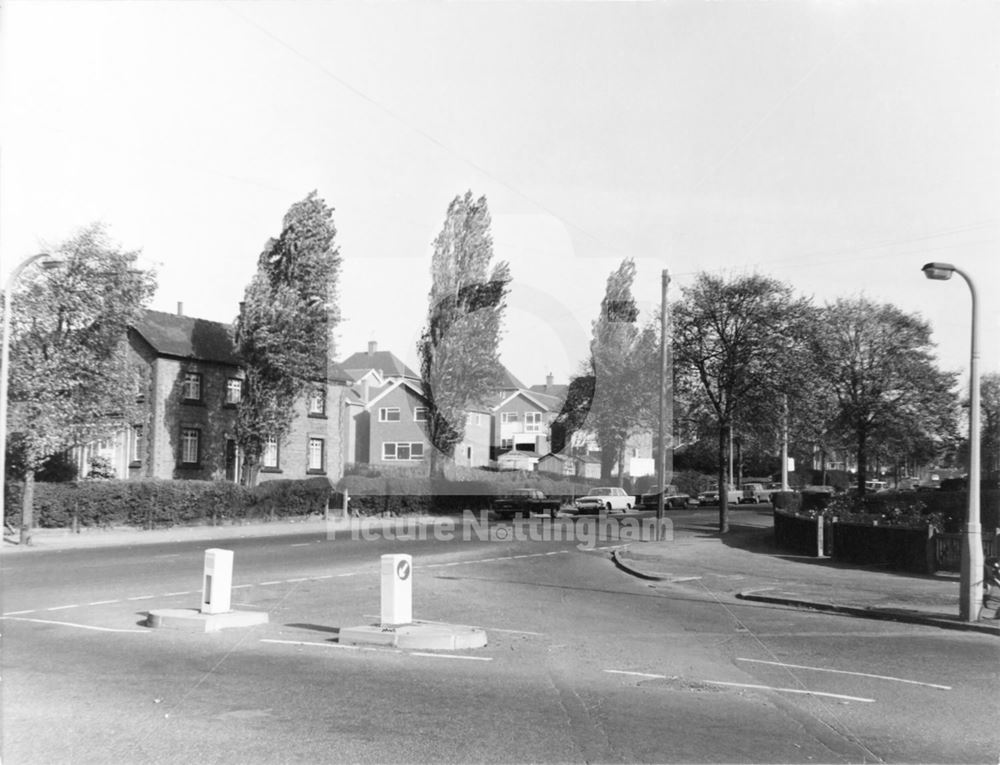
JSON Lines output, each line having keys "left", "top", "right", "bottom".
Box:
{"left": 585, "top": 259, "right": 658, "bottom": 482}
{"left": 418, "top": 191, "right": 509, "bottom": 477}
{"left": 234, "top": 191, "right": 341, "bottom": 485}
{"left": 5, "top": 224, "right": 156, "bottom": 544}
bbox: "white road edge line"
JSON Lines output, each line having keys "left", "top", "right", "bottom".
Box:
{"left": 1, "top": 616, "right": 150, "bottom": 633}
{"left": 3, "top": 609, "right": 37, "bottom": 616}
{"left": 603, "top": 670, "right": 876, "bottom": 703}
{"left": 736, "top": 658, "right": 952, "bottom": 690}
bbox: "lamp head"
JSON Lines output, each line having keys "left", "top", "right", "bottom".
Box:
{"left": 922, "top": 262, "right": 955, "bottom": 281}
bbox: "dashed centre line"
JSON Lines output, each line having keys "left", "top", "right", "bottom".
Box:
{"left": 603, "top": 670, "right": 876, "bottom": 703}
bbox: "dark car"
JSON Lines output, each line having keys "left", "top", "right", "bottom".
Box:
{"left": 492, "top": 489, "right": 562, "bottom": 520}
{"left": 638, "top": 485, "right": 695, "bottom": 509}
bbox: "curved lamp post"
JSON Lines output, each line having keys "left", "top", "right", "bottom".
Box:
{"left": 922, "top": 261, "right": 982, "bottom": 621}
{"left": 1, "top": 253, "right": 62, "bottom": 538}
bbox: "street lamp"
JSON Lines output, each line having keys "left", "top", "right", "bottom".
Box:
{"left": 921, "top": 261, "right": 982, "bottom": 622}
{"left": 1, "top": 253, "right": 63, "bottom": 539}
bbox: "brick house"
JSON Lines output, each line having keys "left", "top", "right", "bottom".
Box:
{"left": 490, "top": 389, "right": 559, "bottom": 461}
{"left": 78, "top": 308, "right": 350, "bottom": 484}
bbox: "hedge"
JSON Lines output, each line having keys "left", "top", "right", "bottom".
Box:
{"left": 3, "top": 477, "right": 335, "bottom": 530}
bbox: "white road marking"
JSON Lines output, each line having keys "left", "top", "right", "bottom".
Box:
{"left": 290, "top": 543, "right": 311, "bottom": 547}
{"left": 46, "top": 604, "right": 80, "bottom": 611}
{"left": 258, "top": 581, "right": 282, "bottom": 586}
{"left": 162, "top": 591, "right": 193, "bottom": 597}
{"left": 126, "top": 595, "right": 155, "bottom": 601}
{"left": 736, "top": 658, "right": 952, "bottom": 690}
{"left": 1, "top": 616, "right": 150, "bottom": 633}
{"left": 88, "top": 599, "right": 121, "bottom": 606}
{"left": 285, "top": 578, "right": 309, "bottom": 583}
{"left": 603, "top": 670, "right": 876, "bottom": 703}
{"left": 335, "top": 573, "right": 356, "bottom": 577}
{"left": 408, "top": 652, "right": 493, "bottom": 661}
{"left": 314, "top": 575, "right": 334, "bottom": 579}
{"left": 260, "top": 639, "right": 400, "bottom": 654}
{"left": 3, "top": 609, "right": 37, "bottom": 616}
{"left": 232, "top": 584, "right": 254, "bottom": 589}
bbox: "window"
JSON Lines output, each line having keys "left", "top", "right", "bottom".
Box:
{"left": 382, "top": 441, "right": 425, "bottom": 461}
{"left": 413, "top": 406, "right": 429, "bottom": 422}
{"left": 379, "top": 407, "right": 400, "bottom": 422}
{"left": 182, "top": 372, "right": 202, "bottom": 402}
{"left": 180, "top": 428, "right": 200, "bottom": 465}
{"left": 308, "top": 438, "right": 324, "bottom": 472}
{"left": 501, "top": 438, "right": 513, "bottom": 451}
{"left": 501, "top": 412, "right": 519, "bottom": 423}
{"left": 225, "top": 377, "right": 242, "bottom": 406}
{"left": 524, "top": 411, "right": 542, "bottom": 433}
{"left": 308, "top": 385, "right": 326, "bottom": 416}
{"left": 130, "top": 424, "right": 143, "bottom": 465}
{"left": 262, "top": 435, "right": 279, "bottom": 469}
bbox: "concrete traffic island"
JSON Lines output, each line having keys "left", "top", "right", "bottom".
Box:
{"left": 339, "top": 553, "right": 488, "bottom": 651}
{"left": 339, "top": 621, "right": 487, "bottom": 650}
{"left": 145, "top": 548, "right": 268, "bottom": 633}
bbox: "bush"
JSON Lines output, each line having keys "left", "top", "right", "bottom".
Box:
{"left": 4, "top": 477, "right": 334, "bottom": 530}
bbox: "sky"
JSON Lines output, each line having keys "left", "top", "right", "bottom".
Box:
{"left": 3, "top": 0, "right": 998, "bottom": 390}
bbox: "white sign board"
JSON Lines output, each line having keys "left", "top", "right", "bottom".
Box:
{"left": 380, "top": 553, "right": 412, "bottom": 626}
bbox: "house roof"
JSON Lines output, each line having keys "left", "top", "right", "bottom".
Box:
{"left": 493, "top": 364, "right": 526, "bottom": 391}
{"left": 132, "top": 310, "right": 241, "bottom": 366}
{"left": 539, "top": 452, "right": 574, "bottom": 463}
{"left": 529, "top": 383, "right": 569, "bottom": 400}
{"left": 131, "top": 309, "right": 351, "bottom": 381}
{"left": 491, "top": 389, "right": 553, "bottom": 413}
{"left": 497, "top": 449, "right": 542, "bottom": 460}
{"left": 364, "top": 378, "right": 427, "bottom": 409}
{"left": 341, "top": 348, "right": 419, "bottom": 381}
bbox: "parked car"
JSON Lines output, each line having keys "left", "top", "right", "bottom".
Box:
{"left": 739, "top": 483, "right": 770, "bottom": 504}
{"left": 574, "top": 487, "right": 633, "bottom": 514}
{"left": 638, "top": 485, "right": 695, "bottom": 509}
{"left": 492, "top": 489, "right": 562, "bottom": 520}
{"left": 697, "top": 485, "right": 740, "bottom": 505}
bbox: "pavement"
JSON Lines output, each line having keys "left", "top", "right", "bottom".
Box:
{"left": 613, "top": 512, "right": 1000, "bottom": 637}
{"left": 5, "top": 508, "right": 1000, "bottom": 636}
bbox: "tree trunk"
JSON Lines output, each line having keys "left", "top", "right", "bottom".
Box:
{"left": 20, "top": 469, "right": 35, "bottom": 546}
{"left": 718, "top": 421, "right": 729, "bottom": 534}
{"left": 617, "top": 443, "right": 626, "bottom": 487}
{"left": 856, "top": 429, "right": 867, "bottom": 495}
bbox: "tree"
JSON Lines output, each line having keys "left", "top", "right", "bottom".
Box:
{"left": 810, "top": 297, "right": 958, "bottom": 494}
{"left": 981, "top": 372, "right": 1000, "bottom": 481}
{"left": 5, "top": 224, "right": 156, "bottom": 544}
{"left": 583, "top": 259, "right": 659, "bottom": 482}
{"left": 234, "top": 191, "right": 341, "bottom": 485}
{"left": 418, "top": 191, "right": 510, "bottom": 477}
{"left": 673, "top": 272, "right": 811, "bottom": 533}
{"left": 551, "top": 374, "right": 595, "bottom": 454}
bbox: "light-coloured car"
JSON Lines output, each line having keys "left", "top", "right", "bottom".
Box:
{"left": 697, "top": 485, "right": 740, "bottom": 505}
{"left": 574, "top": 486, "right": 633, "bottom": 514}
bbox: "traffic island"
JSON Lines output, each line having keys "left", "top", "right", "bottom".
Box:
{"left": 146, "top": 607, "right": 269, "bottom": 633}
{"left": 339, "top": 621, "right": 487, "bottom": 650}
{"left": 145, "top": 547, "right": 268, "bottom": 633}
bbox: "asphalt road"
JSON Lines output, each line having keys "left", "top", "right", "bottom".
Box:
{"left": 2, "top": 510, "right": 998, "bottom": 763}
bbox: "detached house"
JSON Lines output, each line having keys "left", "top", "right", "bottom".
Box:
{"left": 78, "top": 308, "right": 350, "bottom": 484}
{"left": 342, "top": 342, "right": 491, "bottom": 468}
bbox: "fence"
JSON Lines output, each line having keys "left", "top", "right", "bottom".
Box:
{"left": 933, "top": 529, "right": 1000, "bottom": 572}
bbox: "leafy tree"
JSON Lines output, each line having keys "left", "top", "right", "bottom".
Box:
{"left": 810, "top": 297, "right": 958, "bottom": 494}
{"left": 583, "top": 259, "right": 659, "bottom": 482}
{"left": 981, "top": 372, "right": 1000, "bottom": 481}
{"left": 5, "top": 224, "right": 155, "bottom": 544}
{"left": 673, "top": 272, "right": 811, "bottom": 532}
{"left": 234, "top": 191, "right": 341, "bottom": 485}
{"left": 551, "top": 374, "right": 595, "bottom": 454}
{"left": 418, "top": 192, "right": 510, "bottom": 477}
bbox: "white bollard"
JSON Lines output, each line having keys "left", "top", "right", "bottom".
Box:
{"left": 201, "top": 548, "right": 234, "bottom": 615}
{"left": 380, "top": 553, "right": 412, "bottom": 626}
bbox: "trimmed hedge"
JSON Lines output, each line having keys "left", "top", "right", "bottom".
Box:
{"left": 4, "top": 477, "right": 335, "bottom": 529}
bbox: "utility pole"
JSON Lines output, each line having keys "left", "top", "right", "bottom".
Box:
{"left": 656, "top": 269, "right": 671, "bottom": 538}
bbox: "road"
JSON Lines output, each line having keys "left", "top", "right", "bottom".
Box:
{"left": 2, "top": 509, "right": 998, "bottom": 763}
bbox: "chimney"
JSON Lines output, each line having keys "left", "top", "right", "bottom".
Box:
{"left": 546, "top": 372, "right": 554, "bottom": 391}
{"left": 177, "top": 302, "right": 184, "bottom": 316}
{"left": 368, "top": 341, "right": 377, "bottom": 356}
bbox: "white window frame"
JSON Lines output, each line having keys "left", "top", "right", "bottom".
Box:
{"left": 262, "top": 435, "right": 279, "bottom": 469}
{"left": 379, "top": 407, "right": 401, "bottom": 422}
{"left": 308, "top": 385, "right": 326, "bottom": 416}
{"left": 130, "top": 424, "right": 143, "bottom": 464}
{"left": 524, "top": 411, "right": 542, "bottom": 433}
{"left": 382, "top": 441, "right": 425, "bottom": 461}
{"left": 182, "top": 372, "right": 202, "bottom": 401}
{"left": 413, "top": 406, "right": 429, "bottom": 422}
{"left": 225, "top": 377, "right": 242, "bottom": 405}
{"left": 308, "top": 437, "right": 324, "bottom": 471}
{"left": 501, "top": 411, "right": 519, "bottom": 423}
{"left": 180, "top": 428, "right": 200, "bottom": 465}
